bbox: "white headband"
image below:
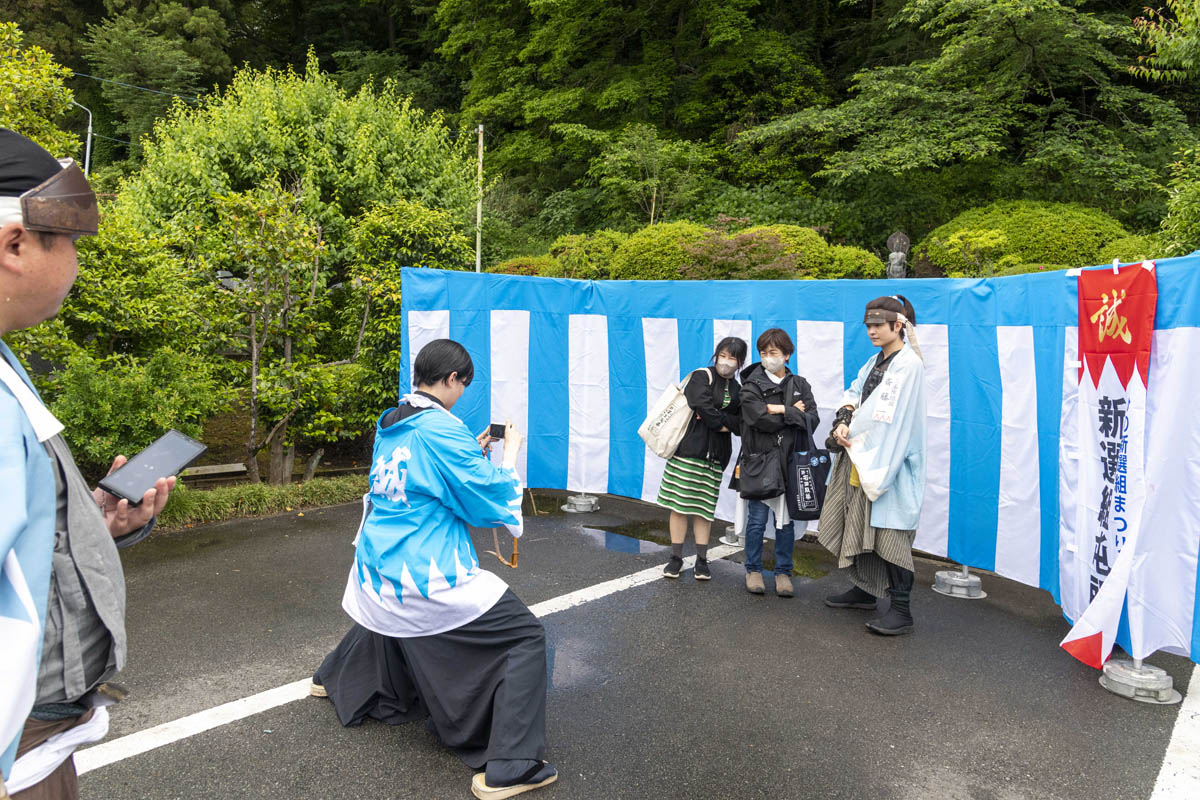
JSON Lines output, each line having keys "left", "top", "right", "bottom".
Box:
{"left": 0, "top": 196, "right": 23, "bottom": 226}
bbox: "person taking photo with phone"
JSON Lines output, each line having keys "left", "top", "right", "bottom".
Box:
{"left": 0, "top": 129, "right": 176, "bottom": 799}
{"left": 312, "top": 338, "right": 556, "bottom": 800}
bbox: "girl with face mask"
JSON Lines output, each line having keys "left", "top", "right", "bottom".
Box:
{"left": 817, "top": 295, "right": 926, "bottom": 636}
{"left": 659, "top": 336, "right": 748, "bottom": 581}
{"left": 736, "top": 328, "right": 820, "bottom": 598}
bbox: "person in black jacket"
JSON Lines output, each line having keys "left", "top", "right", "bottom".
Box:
{"left": 658, "top": 336, "right": 747, "bottom": 581}
{"left": 738, "top": 328, "right": 819, "bottom": 597}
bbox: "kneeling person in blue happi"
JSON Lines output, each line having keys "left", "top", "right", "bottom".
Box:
{"left": 312, "top": 339, "right": 556, "bottom": 800}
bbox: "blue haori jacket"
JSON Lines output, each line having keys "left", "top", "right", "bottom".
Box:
{"left": 341, "top": 394, "right": 525, "bottom": 638}
{"left": 0, "top": 342, "right": 59, "bottom": 780}
{"left": 841, "top": 343, "right": 928, "bottom": 531}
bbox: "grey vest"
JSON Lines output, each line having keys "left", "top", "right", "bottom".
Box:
{"left": 34, "top": 434, "right": 138, "bottom": 705}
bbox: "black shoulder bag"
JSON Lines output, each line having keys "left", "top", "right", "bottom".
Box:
{"left": 739, "top": 433, "right": 786, "bottom": 500}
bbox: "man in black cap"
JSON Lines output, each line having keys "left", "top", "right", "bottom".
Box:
{"left": 0, "top": 129, "right": 176, "bottom": 799}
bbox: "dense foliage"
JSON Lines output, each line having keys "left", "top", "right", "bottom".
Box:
{"left": 3, "top": 1, "right": 1200, "bottom": 480}
{"left": 914, "top": 201, "right": 1131, "bottom": 277}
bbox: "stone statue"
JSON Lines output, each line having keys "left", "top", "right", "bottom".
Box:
{"left": 886, "top": 231, "right": 910, "bottom": 280}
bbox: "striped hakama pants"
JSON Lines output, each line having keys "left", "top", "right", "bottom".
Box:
{"left": 817, "top": 453, "right": 916, "bottom": 598}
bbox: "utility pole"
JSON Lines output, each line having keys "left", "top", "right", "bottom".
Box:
{"left": 476, "top": 123, "right": 483, "bottom": 273}
{"left": 70, "top": 100, "right": 93, "bottom": 177}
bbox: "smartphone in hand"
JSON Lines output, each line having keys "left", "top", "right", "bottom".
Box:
{"left": 488, "top": 423, "right": 506, "bottom": 440}
{"left": 98, "top": 430, "right": 207, "bottom": 506}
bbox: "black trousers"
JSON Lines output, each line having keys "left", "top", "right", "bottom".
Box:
{"left": 315, "top": 590, "right": 548, "bottom": 773}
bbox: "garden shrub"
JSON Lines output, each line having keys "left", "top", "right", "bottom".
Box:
{"left": 608, "top": 221, "right": 708, "bottom": 280}
{"left": 741, "top": 224, "right": 830, "bottom": 276}
{"left": 50, "top": 349, "right": 230, "bottom": 480}
{"left": 680, "top": 229, "right": 799, "bottom": 281}
{"left": 824, "top": 245, "right": 886, "bottom": 279}
{"left": 548, "top": 229, "right": 629, "bottom": 280}
{"left": 915, "top": 201, "right": 1129, "bottom": 277}
{"left": 489, "top": 255, "right": 561, "bottom": 276}
{"left": 1094, "top": 234, "right": 1164, "bottom": 265}
{"left": 157, "top": 474, "right": 368, "bottom": 529}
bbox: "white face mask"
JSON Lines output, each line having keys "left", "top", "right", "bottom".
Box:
{"left": 715, "top": 358, "right": 738, "bottom": 378}
{"left": 762, "top": 355, "right": 785, "bottom": 374}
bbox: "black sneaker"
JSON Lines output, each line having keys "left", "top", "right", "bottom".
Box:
{"left": 663, "top": 555, "right": 684, "bottom": 578}
{"left": 694, "top": 559, "right": 711, "bottom": 581}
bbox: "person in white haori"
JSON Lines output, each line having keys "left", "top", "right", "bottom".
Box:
{"left": 818, "top": 295, "right": 927, "bottom": 636}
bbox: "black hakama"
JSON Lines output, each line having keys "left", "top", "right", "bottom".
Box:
{"left": 315, "top": 589, "right": 547, "bottom": 784}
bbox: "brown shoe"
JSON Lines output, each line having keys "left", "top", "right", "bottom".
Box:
{"left": 745, "top": 572, "right": 765, "bottom": 595}
{"left": 775, "top": 574, "right": 794, "bottom": 597}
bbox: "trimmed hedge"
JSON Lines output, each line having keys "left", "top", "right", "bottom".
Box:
{"left": 1094, "top": 234, "right": 1163, "bottom": 266}
{"left": 548, "top": 229, "right": 629, "bottom": 280}
{"left": 741, "top": 224, "right": 829, "bottom": 276}
{"left": 489, "top": 254, "right": 561, "bottom": 276}
{"left": 826, "top": 245, "right": 886, "bottom": 279}
{"left": 608, "top": 221, "right": 709, "bottom": 280}
{"left": 157, "top": 474, "right": 368, "bottom": 530}
{"left": 915, "top": 201, "right": 1129, "bottom": 277}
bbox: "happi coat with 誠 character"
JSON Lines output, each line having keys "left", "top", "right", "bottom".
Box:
{"left": 840, "top": 343, "right": 927, "bottom": 531}
{"left": 341, "top": 394, "right": 525, "bottom": 639}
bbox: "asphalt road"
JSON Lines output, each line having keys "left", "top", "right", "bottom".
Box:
{"left": 78, "top": 495, "right": 1194, "bottom": 800}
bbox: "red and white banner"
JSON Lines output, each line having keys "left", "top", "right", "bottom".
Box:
{"left": 1060, "top": 262, "right": 1158, "bottom": 668}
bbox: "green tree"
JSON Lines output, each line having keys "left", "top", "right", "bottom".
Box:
{"left": 743, "top": 0, "right": 1195, "bottom": 231}
{"left": 347, "top": 200, "right": 475, "bottom": 410}
{"left": 0, "top": 22, "right": 80, "bottom": 156}
{"left": 435, "top": 0, "right": 827, "bottom": 218}
{"left": 1132, "top": 0, "right": 1200, "bottom": 81}
{"left": 117, "top": 54, "right": 476, "bottom": 268}
{"left": 82, "top": 15, "right": 206, "bottom": 153}
{"left": 195, "top": 184, "right": 342, "bottom": 484}
{"left": 556, "top": 123, "right": 716, "bottom": 226}
{"left": 5, "top": 209, "right": 231, "bottom": 476}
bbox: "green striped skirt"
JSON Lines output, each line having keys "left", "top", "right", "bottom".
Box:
{"left": 657, "top": 456, "right": 724, "bottom": 521}
{"left": 817, "top": 453, "right": 916, "bottom": 598}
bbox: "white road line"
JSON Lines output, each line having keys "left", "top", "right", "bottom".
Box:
{"left": 527, "top": 544, "right": 740, "bottom": 616}
{"left": 1150, "top": 664, "right": 1200, "bottom": 799}
{"left": 74, "top": 544, "right": 742, "bottom": 776}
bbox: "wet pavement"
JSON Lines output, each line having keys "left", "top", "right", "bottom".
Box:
{"left": 80, "top": 494, "right": 1193, "bottom": 799}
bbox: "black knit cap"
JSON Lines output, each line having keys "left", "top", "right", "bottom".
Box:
{"left": 0, "top": 128, "right": 65, "bottom": 197}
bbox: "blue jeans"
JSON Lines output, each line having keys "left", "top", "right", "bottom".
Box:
{"left": 744, "top": 499, "right": 795, "bottom": 576}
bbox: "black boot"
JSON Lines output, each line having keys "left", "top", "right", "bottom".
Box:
{"left": 866, "top": 563, "right": 915, "bottom": 635}
{"left": 824, "top": 584, "right": 876, "bottom": 609}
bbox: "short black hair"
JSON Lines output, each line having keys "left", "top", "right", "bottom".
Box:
{"left": 712, "top": 336, "right": 748, "bottom": 367}
{"left": 756, "top": 327, "right": 794, "bottom": 358}
{"left": 413, "top": 339, "right": 474, "bottom": 387}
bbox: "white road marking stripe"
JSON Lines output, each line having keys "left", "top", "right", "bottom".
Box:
{"left": 1151, "top": 664, "right": 1200, "bottom": 799}
{"left": 526, "top": 544, "right": 740, "bottom": 617}
{"left": 74, "top": 543, "right": 742, "bottom": 775}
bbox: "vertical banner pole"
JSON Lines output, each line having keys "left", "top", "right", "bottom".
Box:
{"left": 476, "top": 124, "right": 483, "bottom": 273}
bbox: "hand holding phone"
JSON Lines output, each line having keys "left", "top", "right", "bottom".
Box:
{"left": 98, "top": 430, "right": 205, "bottom": 506}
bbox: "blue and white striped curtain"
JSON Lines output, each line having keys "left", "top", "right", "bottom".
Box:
{"left": 400, "top": 257, "right": 1200, "bottom": 663}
